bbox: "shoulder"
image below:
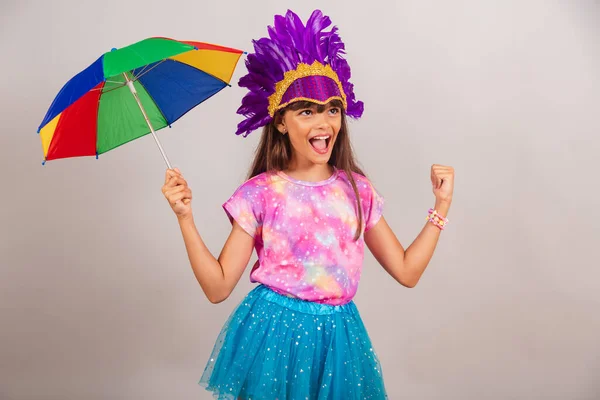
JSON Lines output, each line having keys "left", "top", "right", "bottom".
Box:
{"left": 338, "top": 170, "right": 378, "bottom": 193}
{"left": 226, "top": 172, "right": 279, "bottom": 209}
{"left": 231, "top": 172, "right": 273, "bottom": 193}
{"left": 338, "top": 170, "right": 384, "bottom": 213}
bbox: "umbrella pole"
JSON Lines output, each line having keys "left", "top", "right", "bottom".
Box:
{"left": 123, "top": 72, "right": 173, "bottom": 169}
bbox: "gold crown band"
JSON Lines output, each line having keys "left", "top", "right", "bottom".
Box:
{"left": 267, "top": 61, "right": 348, "bottom": 117}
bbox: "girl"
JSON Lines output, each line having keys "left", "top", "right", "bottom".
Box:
{"left": 162, "top": 9, "right": 454, "bottom": 400}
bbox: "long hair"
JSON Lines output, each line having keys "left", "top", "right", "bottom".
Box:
{"left": 247, "top": 100, "right": 366, "bottom": 240}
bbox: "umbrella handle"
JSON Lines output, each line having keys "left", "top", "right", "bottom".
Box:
{"left": 124, "top": 73, "right": 173, "bottom": 170}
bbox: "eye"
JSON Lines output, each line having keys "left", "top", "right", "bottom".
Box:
{"left": 299, "top": 109, "right": 313, "bottom": 116}
{"left": 328, "top": 107, "right": 341, "bottom": 115}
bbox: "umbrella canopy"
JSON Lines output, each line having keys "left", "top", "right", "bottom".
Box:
{"left": 37, "top": 37, "right": 244, "bottom": 166}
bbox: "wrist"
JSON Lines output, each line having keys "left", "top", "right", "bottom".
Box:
{"left": 434, "top": 199, "right": 451, "bottom": 214}
{"left": 177, "top": 213, "right": 194, "bottom": 224}
{"left": 426, "top": 206, "right": 450, "bottom": 231}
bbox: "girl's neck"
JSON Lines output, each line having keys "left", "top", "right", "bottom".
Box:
{"left": 282, "top": 161, "right": 335, "bottom": 183}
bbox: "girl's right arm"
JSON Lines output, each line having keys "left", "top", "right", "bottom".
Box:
{"left": 162, "top": 168, "right": 255, "bottom": 304}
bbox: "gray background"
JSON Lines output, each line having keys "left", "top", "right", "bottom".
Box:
{"left": 1, "top": 0, "right": 598, "bottom": 399}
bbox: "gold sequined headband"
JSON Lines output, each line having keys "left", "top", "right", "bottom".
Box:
{"left": 267, "top": 61, "right": 347, "bottom": 117}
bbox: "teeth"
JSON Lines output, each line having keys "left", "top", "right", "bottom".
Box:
{"left": 312, "top": 136, "right": 330, "bottom": 140}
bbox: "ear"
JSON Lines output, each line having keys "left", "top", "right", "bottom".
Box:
{"left": 274, "top": 114, "right": 287, "bottom": 135}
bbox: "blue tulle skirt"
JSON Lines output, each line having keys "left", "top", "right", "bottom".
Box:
{"left": 199, "top": 284, "right": 387, "bottom": 399}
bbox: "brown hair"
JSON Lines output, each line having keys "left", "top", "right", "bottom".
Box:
{"left": 247, "top": 100, "right": 366, "bottom": 240}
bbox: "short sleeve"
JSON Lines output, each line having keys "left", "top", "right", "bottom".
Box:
{"left": 222, "top": 179, "right": 264, "bottom": 238}
{"left": 364, "top": 181, "right": 385, "bottom": 232}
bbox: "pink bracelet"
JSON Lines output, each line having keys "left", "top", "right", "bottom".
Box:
{"left": 426, "top": 208, "right": 448, "bottom": 230}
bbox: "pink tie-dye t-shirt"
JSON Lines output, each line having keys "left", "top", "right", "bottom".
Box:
{"left": 223, "top": 168, "right": 384, "bottom": 305}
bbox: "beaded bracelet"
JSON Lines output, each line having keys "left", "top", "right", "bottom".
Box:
{"left": 426, "top": 208, "right": 449, "bottom": 230}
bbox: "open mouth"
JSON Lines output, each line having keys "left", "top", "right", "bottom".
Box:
{"left": 309, "top": 135, "right": 331, "bottom": 155}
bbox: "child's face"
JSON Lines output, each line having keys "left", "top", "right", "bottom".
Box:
{"left": 277, "top": 102, "right": 342, "bottom": 167}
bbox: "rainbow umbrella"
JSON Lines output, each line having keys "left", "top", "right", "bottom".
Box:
{"left": 37, "top": 37, "right": 244, "bottom": 168}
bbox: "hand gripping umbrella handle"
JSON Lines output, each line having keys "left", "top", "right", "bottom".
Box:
{"left": 123, "top": 72, "right": 173, "bottom": 170}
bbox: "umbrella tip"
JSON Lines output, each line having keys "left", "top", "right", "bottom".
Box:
{"left": 193, "top": 46, "right": 199, "bottom": 50}
{"left": 111, "top": 47, "right": 117, "bottom": 52}
{"left": 42, "top": 160, "right": 46, "bottom": 166}
{"left": 243, "top": 51, "right": 248, "bottom": 55}
{"left": 96, "top": 152, "right": 99, "bottom": 159}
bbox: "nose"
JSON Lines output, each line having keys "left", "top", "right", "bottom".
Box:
{"left": 313, "top": 112, "right": 329, "bottom": 130}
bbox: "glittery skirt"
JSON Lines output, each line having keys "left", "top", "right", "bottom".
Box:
{"left": 199, "top": 284, "right": 388, "bottom": 399}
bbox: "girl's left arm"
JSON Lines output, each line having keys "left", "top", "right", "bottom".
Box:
{"left": 364, "top": 164, "right": 454, "bottom": 288}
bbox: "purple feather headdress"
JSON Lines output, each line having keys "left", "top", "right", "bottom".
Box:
{"left": 235, "top": 9, "right": 364, "bottom": 137}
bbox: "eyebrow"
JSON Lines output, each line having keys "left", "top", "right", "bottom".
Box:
{"left": 291, "top": 102, "right": 341, "bottom": 113}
